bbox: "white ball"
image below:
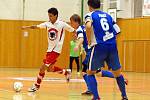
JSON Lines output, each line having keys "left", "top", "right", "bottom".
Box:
{"left": 13, "top": 82, "right": 23, "bottom": 92}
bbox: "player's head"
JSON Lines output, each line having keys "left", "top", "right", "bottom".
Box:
{"left": 48, "top": 7, "right": 58, "bottom": 24}
{"left": 70, "top": 14, "right": 81, "bottom": 29}
{"left": 87, "top": 0, "right": 101, "bottom": 11}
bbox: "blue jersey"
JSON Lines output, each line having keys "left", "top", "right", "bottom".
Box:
{"left": 76, "top": 25, "right": 88, "bottom": 51}
{"left": 85, "top": 10, "right": 120, "bottom": 45}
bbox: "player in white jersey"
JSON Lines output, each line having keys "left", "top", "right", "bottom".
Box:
{"left": 22, "top": 7, "right": 75, "bottom": 92}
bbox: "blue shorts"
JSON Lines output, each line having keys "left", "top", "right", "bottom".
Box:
{"left": 88, "top": 43, "right": 121, "bottom": 71}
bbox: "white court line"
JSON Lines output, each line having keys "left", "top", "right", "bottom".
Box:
{"left": 0, "top": 77, "right": 85, "bottom": 83}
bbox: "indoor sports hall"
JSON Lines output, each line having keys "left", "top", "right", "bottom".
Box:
{"left": 0, "top": 0, "right": 150, "bottom": 100}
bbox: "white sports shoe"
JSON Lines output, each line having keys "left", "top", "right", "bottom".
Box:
{"left": 28, "top": 84, "right": 39, "bottom": 92}
{"left": 66, "top": 69, "right": 71, "bottom": 82}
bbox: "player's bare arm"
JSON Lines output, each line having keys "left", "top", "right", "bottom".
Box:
{"left": 22, "top": 25, "right": 38, "bottom": 29}
{"left": 74, "top": 37, "right": 84, "bottom": 52}
{"left": 85, "top": 21, "right": 92, "bottom": 45}
{"left": 76, "top": 38, "right": 84, "bottom": 47}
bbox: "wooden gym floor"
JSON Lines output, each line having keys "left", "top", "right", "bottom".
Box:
{"left": 0, "top": 68, "right": 150, "bottom": 100}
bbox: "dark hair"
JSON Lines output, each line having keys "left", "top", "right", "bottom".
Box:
{"left": 48, "top": 7, "right": 58, "bottom": 16}
{"left": 70, "top": 14, "right": 81, "bottom": 25}
{"left": 87, "top": 0, "right": 101, "bottom": 9}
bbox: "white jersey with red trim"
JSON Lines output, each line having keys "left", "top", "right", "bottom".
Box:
{"left": 37, "top": 19, "right": 74, "bottom": 53}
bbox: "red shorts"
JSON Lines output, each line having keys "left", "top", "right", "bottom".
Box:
{"left": 43, "top": 51, "right": 60, "bottom": 65}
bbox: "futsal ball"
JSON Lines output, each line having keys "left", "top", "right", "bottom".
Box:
{"left": 13, "top": 82, "right": 23, "bottom": 92}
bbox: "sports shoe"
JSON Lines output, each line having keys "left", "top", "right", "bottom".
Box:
{"left": 77, "top": 72, "right": 80, "bottom": 77}
{"left": 66, "top": 69, "right": 71, "bottom": 82}
{"left": 77, "top": 72, "right": 80, "bottom": 75}
{"left": 122, "top": 74, "right": 128, "bottom": 85}
{"left": 28, "top": 84, "right": 39, "bottom": 92}
{"left": 124, "top": 78, "right": 128, "bottom": 85}
{"left": 122, "top": 97, "right": 128, "bottom": 100}
{"left": 91, "top": 97, "right": 100, "bottom": 100}
{"left": 81, "top": 90, "right": 92, "bottom": 95}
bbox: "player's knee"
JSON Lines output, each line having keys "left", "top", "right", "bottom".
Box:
{"left": 87, "top": 70, "right": 96, "bottom": 75}
{"left": 82, "top": 72, "right": 87, "bottom": 76}
{"left": 112, "top": 68, "right": 121, "bottom": 77}
{"left": 96, "top": 72, "right": 102, "bottom": 77}
{"left": 47, "top": 68, "right": 51, "bottom": 72}
{"left": 40, "top": 65, "right": 47, "bottom": 72}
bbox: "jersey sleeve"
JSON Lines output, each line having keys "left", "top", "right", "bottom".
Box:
{"left": 63, "top": 22, "right": 75, "bottom": 32}
{"left": 76, "top": 26, "right": 84, "bottom": 39}
{"left": 84, "top": 12, "right": 92, "bottom": 24}
{"left": 113, "top": 24, "right": 120, "bottom": 34}
{"left": 37, "top": 22, "right": 47, "bottom": 29}
{"left": 110, "top": 16, "right": 121, "bottom": 34}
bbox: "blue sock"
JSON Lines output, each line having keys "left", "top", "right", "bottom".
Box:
{"left": 87, "top": 75, "right": 99, "bottom": 99}
{"left": 101, "top": 70, "right": 114, "bottom": 78}
{"left": 83, "top": 74, "right": 91, "bottom": 91}
{"left": 116, "top": 75, "right": 127, "bottom": 98}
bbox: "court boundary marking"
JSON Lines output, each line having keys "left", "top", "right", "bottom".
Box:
{"left": 0, "top": 77, "right": 85, "bottom": 83}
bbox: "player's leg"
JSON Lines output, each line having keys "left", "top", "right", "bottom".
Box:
{"left": 75, "top": 57, "right": 80, "bottom": 73}
{"left": 87, "top": 70, "right": 100, "bottom": 100}
{"left": 81, "top": 63, "right": 92, "bottom": 95}
{"left": 81, "top": 49, "right": 92, "bottom": 95}
{"left": 107, "top": 44, "right": 128, "bottom": 100}
{"left": 96, "top": 69, "right": 128, "bottom": 85}
{"left": 35, "top": 64, "right": 46, "bottom": 87}
{"left": 48, "top": 65, "right": 71, "bottom": 82}
{"left": 28, "top": 51, "right": 56, "bottom": 92}
{"left": 47, "top": 65, "right": 72, "bottom": 82}
{"left": 46, "top": 51, "right": 71, "bottom": 82}
{"left": 28, "top": 64, "right": 47, "bottom": 92}
{"left": 69, "top": 56, "right": 74, "bottom": 72}
{"left": 96, "top": 69, "right": 114, "bottom": 78}
{"left": 113, "top": 69, "right": 128, "bottom": 100}
{"left": 87, "top": 45, "right": 106, "bottom": 100}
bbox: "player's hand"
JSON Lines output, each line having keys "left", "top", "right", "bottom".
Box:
{"left": 21, "top": 26, "right": 30, "bottom": 29}
{"left": 72, "top": 33, "right": 77, "bottom": 40}
{"left": 88, "top": 45, "right": 91, "bottom": 49}
{"left": 21, "top": 26, "right": 27, "bottom": 29}
{"left": 21, "top": 25, "right": 37, "bottom": 29}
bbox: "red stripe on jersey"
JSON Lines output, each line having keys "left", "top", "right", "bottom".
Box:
{"left": 59, "top": 28, "right": 64, "bottom": 41}
{"left": 48, "top": 28, "right": 58, "bottom": 33}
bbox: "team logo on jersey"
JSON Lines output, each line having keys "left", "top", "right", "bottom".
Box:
{"left": 48, "top": 28, "right": 58, "bottom": 41}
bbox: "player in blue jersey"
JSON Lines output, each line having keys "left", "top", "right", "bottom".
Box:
{"left": 70, "top": 14, "right": 128, "bottom": 97}
{"left": 84, "top": 0, "right": 128, "bottom": 100}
